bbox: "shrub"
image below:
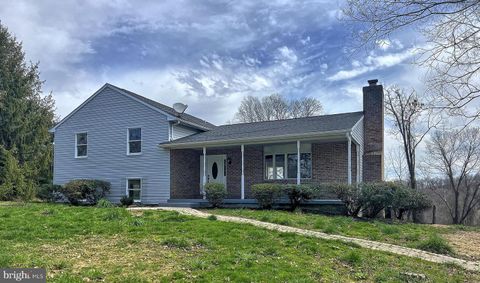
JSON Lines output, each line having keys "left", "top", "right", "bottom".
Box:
{"left": 416, "top": 234, "right": 453, "bottom": 255}
{"left": 61, "top": 179, "right": 111, "bottom": 205}
{"left": 120, "top": 195, "right": 134, "bottom": 207}
{"left": 331, "top": 183, "right": 363, "bottom": 217}
{"left": 205, "top": 183, "right": 227, "bottom": 207}
{"left": 38, "top": 183, "right": 63, "bottom": 203}
{"left": 391, "top": 185, "right": 431, "bottom": 219}
{"left": 251, "top": 183, "right": 282, "bottom": 209}
{"left": 360, "top": 182, "right": 395, "bottom": 218}
{"left": 331, "top": 182, "right": 429, "bottom": 219}
{"left": 283, "top": 184, "right": 314, "bottom": 211}
{"left": 97, "top": 198, "right": 114, "bottom": 208}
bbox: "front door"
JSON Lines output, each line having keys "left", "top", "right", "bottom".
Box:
{"left": 200, "top": 155, "right": 226, "bottom": 189}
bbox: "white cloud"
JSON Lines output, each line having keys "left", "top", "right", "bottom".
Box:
{"left": 327, "top": 47, "right": 417, "bottom": 81}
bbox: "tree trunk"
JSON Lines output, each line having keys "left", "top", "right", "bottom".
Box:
{"left": 454, "top": 190, "right": 460, "bottom": 224}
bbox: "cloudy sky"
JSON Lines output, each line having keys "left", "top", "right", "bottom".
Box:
{"left": 1, "top": 0, "right": 430, "bottom": 178}
{"left": 0, "top": 0, "right": 427, "bottom": 123}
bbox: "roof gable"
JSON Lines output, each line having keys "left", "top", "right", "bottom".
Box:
{"left": 50, "top": 83, "right": 215, "bottom": 132}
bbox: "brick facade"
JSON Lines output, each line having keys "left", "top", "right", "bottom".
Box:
{"left": 362, "top": 80, "right": 384, "bottom": 182}
{"left": 170, "top": 141, "right": 357, "bottom": 199}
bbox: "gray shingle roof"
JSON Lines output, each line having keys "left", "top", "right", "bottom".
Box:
{"left": 164, "top": 111, "right": 364, "bottom": 146}
{"left": 107, "top": 84, "right": 216, "bottom": 130}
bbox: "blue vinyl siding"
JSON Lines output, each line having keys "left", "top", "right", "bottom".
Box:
{"left": 53, "top": 86, "right": 171, "bottom": 204}
{"left": 172, "top": 124, "right": 200, "bottom": 140}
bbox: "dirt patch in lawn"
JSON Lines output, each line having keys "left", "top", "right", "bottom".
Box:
{"left": 36, "top": 235, "right": 201, "bottom": 281}
{"left": 445, "top": 231, "right": 480, "bottom": 261}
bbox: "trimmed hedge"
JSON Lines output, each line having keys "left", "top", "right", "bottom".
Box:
{"left": 330, "top": 182, "right": 431, "bottom": 219}
{"left": 61, "top": 179, "right": 111, "bottom": 205}
{"left": 205, "top": 183, "right": 227, "bottom": 207}
{"left": 330, "top": 183, "right": 363, "bottom": 217}
{"left": 283, "top": 184, "right": 315, "bottom": 211}
{"left": 249, "top": 182, "right": 431, "bottom": 219}
{"left": 251, "top": 183, "right": 282, "bottom": 209}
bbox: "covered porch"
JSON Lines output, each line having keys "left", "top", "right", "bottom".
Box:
{"left": 165, "top": 134, "right": 363, "bottom": 201}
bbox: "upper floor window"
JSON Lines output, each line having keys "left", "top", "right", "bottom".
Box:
{"left": 128, "top": 128, "right": 142, "bottom": 155}
{"left": 75, "top": 132, "right": 88, "bottom": 158}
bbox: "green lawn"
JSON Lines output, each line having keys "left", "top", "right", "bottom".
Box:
{"left": 204, "top": 208, "right": 479, "bottom": 257}
{"left": 0, "top": 202, "right": 478, "bottom": 282}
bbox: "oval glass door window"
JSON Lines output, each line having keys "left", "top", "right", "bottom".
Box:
{"left": 212, "top": 162, "right": 218, "bottom": 179}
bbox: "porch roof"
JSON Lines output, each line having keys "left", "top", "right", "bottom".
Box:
{"left": 161, "top": 111, "right": 363, "bottom": 148}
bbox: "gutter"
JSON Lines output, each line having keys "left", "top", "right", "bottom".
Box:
{"left": 167, "top": 117, "right": 213, "bottom": 131}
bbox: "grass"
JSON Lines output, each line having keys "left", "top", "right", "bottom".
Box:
{"left": 204, "top": 208, "right": 476, "bottom": 255}
{"left": 0, "top": 202, "right": 478, "bottom": 282}
{"left": 416, "top": 235, "right": 454, "bottom": 255}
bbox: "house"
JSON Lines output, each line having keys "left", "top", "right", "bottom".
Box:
{"left": 50, "top": 80, "right": 384, "bottom": 204}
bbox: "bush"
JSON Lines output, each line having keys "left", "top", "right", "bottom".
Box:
{"left": 205, "top": 183, "right": 227, "bottom": 207}
{"left": 37, "top": 183, "right": 63, "bottom": 203}
{"left": 120, "top": 195, "right": 134, "bottom": 206}
{"left": 391, "top": 185, "right": 431, "bottom": 219}
{"left": 283, "top": 184, "right": 314, "bottom": 211}
{"left": 251, "top": 183, "right": 282, "bottom": 209}
{"left": 416, "top": 234, "right": 453, "bottom": 255}
{"left": 61, "top": 179, "right": 111, "bottom": 205}
{"left": 360, "top": 182, "right": 395, "bottom": 218}
{"left": 331, "top": 183, "right": 363, "bottom": 217}
{"left": 97, "top": 198, "right": 114, "bottom": 208}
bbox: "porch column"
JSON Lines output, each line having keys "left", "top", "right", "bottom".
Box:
{"left": 356, "top": 142, "right": 360, "bottom": 183}
{"left": 347, "top": 133, "right": 352, "bottom": 185}
{"left": 241, "top": 144, "right": 245, "bottom": 199}
{"left": 202, "top": 146, "right": 207, "bottom": 199}
{"left": 297, "top": 140, "right": 301, "bottom": 185}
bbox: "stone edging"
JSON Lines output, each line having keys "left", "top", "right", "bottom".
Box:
{"left": 128, "top": 207, "right": 480, "bottom": 272}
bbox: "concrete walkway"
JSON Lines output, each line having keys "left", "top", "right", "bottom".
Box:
{"left": 128, "top": 207, "right": 480, "bottom": 272}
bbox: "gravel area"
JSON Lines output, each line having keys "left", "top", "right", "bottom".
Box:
{"left": 445, "top": 231, "right": 480, "bottom": 261}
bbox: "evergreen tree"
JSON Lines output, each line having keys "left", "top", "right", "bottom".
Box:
{"left": 0, "top": 22, "right": 55, "bottom": 196}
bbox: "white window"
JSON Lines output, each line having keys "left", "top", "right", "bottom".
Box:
{"left": 75, "top": 132, "right": 88, "bottom": 158}
{"left": 128, "top": 128, "right": 142, "bottom": 154}
{"left": 264, "top": 144, "right": 312, "bottom": 180}
{"left": 127, "top": 178, "right": 142, "bottom": 202}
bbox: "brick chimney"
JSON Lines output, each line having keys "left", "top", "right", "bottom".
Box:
{"left": 362, "top": 79, "right": 384, "bottom": 182}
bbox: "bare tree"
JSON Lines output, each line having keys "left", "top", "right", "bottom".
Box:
{"left": 385, "top": 86, "right": 438, "bottom": 189}
{"left": 424, "top": 128, "right": 480, "bottom": 224}
{"left": 290, "top": 97, "right": 324, "bottom": 118}
{"left": 234, "top": 96, "right": 265, "bottom": 123}
{"left": 262, "top": 94, "right": 290, "bottom": 120}
{"left": 234, "top": 94, "right": 323, "bottom": 123}
{"left": 386, "top": 146, "right": 408, "bottom": 184}
{"left": 342, "top": 1, "right": 480, "bottom": 120}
